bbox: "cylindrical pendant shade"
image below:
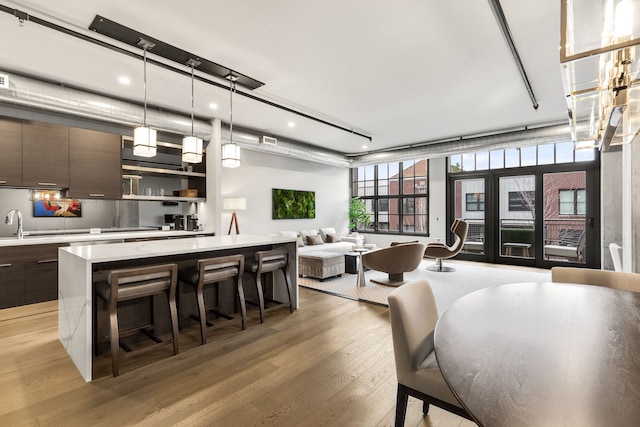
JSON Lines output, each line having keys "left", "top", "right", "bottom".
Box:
{"left": 133, "top": 126, "right": 157, "bottom": 157}
{"left": 182, "top": 135, "right": 203, "bottom": 163}
{"left": 222, "top": 142, "right": 241, "bottom": 168}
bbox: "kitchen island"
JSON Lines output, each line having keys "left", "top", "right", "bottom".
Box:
{"left": 58, "top": 234, "right": 297, "bottom": 381}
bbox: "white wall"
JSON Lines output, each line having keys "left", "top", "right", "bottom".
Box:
{"left": 219, "top": 149, "right": 350, "bottom": 236}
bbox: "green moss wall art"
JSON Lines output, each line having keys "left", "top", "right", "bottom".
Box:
{"left": 272, "top": 188, "right": 316, "bottom": 219}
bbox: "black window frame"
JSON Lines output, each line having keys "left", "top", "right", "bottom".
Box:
{"left": 351, "top": 160, "right": 429, "bottom": 235}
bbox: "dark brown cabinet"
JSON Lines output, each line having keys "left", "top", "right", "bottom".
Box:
{"left": 22, "top": 121, "right": 70, "bottom": 188}
{"left": 69, "top": 128, "right": 122, "bottom": 199}
{"left": 0, "top": 117, "right": 23, "bottom": 187}
{"left": 0, "top": 260, "right": 24, "bottom": 309}
{"left": 0, "top": 244, "right": 61, "bottom": 308}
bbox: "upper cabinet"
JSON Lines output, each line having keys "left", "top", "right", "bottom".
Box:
{"left": 0, "top": 117, "right": 206, "bottom": 201}
{"left": 69, "top": 128, "right": 122, "bottom": 199}
{"left": 0, "top": 117, "right": 23, "bottom": 187}
{"left": 22, "top": 121, "right": 70, "bottom": 188}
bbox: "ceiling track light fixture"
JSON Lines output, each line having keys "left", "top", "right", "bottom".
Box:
{"left": 182, "top": 58, "right": 203, "bottom": 163}
{"left": 133, "top": 38, "right": 157, "bottom": 157}
{"left": 222, "top": 73, "right": 241, "bottom": 168}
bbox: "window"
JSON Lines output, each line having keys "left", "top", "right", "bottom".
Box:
{"left": 449, "top": 142, "right": 596, "bottom": 173}
{"left": 508, "top": 191, "right": 534, "bottom": 211}
{"left": 352, "top": 160, "right": 429, "bottom": 234}
{"left": 559, "top": 189, "right": 586, "bottom": 215}
{"left": 466, "top": 193, "right": 485, "bottom": 211}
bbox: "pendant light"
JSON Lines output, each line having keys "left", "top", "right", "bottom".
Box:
{"left": 133, "top": 38, "right": 157, "bottom": 157}
{"left": 182, "top": 58, "right": 203, "bottom": 163}
{"left": 221, "top": 73, "right": 241, "bottom": 168}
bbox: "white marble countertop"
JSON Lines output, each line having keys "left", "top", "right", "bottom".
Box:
{"left": 59, "top": 234, "right": 296, "bottom": 263}
{"left": 0, "top": 230, "right": 210, "bottom": 247}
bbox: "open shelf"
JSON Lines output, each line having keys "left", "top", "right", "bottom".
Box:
{"left": 122, "top": 194, "right": 205, "bottom": 203}
{"left": 122, "top": 164, "right": 206, "bottom": 178}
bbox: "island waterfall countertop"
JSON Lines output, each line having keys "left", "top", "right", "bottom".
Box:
{"left": 0, "top": 229, "right": 210, "bottom": 247}
{"left": 58, "top": 234, "right": 298, "bottom": 381}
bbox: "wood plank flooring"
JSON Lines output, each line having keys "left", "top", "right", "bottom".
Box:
{"left": 0, "top": 288, "right": 476, "bottom": 427}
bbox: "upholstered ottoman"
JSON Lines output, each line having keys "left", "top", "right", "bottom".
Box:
{"left": 299, "top": 251, "right": 345, "bottom": 281}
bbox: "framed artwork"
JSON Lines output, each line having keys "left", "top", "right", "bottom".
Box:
{"left": 272, "top": 188, "right": 315, "bottom": 219}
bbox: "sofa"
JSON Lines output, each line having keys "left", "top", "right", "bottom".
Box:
{"left": 277, "top": 228, "right": 357, "bottom": 255}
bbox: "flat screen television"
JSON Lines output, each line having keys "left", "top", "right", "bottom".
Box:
{"left": 272, "top": 188, "right": 315, "bottom": 219}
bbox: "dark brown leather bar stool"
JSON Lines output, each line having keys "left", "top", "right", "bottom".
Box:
{"left": 244, "top": 248, "right": 293, "bottom": 323}
{"left": 95, "top": 263, "right": 179, "bottom": 377}
{"left": 178, "top": 254, "right": 246, "bottom": 345}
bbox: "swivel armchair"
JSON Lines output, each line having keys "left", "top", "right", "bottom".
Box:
{"left": 424, "top": 220, "right": 468, "bottom": 272}
{"left": 361, "top": 242, "right": 425, "bottom": 287}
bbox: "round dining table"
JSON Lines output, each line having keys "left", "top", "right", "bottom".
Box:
{"left": 434, "top": 282, "right": 640, "bottom": 427}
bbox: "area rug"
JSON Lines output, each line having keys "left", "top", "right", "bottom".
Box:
{"left": 299, "top": 260, "right": 551, "bottom": 310}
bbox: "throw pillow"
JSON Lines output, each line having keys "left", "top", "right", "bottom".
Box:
{"left": 297, "top": 235, "right": 305, "bottom": 247}
{"left": 299, "top": 229, "right": 319, "bottom": 241}
{"left": 320, "top": 227, "right": 337, "bottom": 242}
{"left": 307, "top": 234, "right": 324, "bottom": 245}
{"left": 277, "top": 230, "right": 298, "bottom": 239}
{"left": 326, "top": 233, "right": 341, "bottom": 243}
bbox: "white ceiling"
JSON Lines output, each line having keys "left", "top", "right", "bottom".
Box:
{"left": 0, "top": 0, "right": 568, "bottom": 155}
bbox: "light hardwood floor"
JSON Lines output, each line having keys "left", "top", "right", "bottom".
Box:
{"left": 0, "top": 288, "right": 476, "bottom": 427}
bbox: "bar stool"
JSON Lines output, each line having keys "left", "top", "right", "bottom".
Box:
{"left": 178, "top": 254, "right": 246, "bottom": 345}
{"left": 244, "top": 248, "right": 293, "bottom": 323}
{"left": 95, "top": 263, "right": 179, "bottom": 377}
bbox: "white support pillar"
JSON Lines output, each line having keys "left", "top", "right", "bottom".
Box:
{"left": 200, "top": 118, "right": 222, "bottom": 235}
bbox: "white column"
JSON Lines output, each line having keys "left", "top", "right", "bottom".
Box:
{"left": 201, "top": 118, "right": 223, "bottom": 235}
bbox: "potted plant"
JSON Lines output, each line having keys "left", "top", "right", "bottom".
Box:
{"left": 349, "top": 197, "right": 371, "bottom": 233}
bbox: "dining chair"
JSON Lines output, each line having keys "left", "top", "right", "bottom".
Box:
{"left": 388, "top": 280, "right": 472, "bottom": 426}
{"left": 551, "top": 266, "right": 640, "bottom": 293}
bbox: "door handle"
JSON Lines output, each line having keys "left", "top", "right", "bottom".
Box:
{"left": 588, "top": 218, "right": 594, "bottom": 228}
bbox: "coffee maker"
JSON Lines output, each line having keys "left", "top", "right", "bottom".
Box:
{"left": 186, "top": 214, "right": 198, "bottom": 231}
{"left": 164, "top": 214, "right": 184, "bottom": 230}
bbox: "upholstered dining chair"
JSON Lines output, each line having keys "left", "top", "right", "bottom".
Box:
{"left": 423, "top": 220, "right": 468, "bottom": 272}
{"left": 551, "top": 266, "right": 640, "bottom": 293}
{"left": 361, "top": 242, "right": 426, "bottom": 287}
{"left": 388, "top": 280, "right": 472, "bottom": 426}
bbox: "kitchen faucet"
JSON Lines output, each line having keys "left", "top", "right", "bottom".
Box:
{"left": 5, "top": 209, "right": 24, "bottom": 239}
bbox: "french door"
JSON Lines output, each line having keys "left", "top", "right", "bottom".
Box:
{"left": 450, "top": 165, "right": 599, "bottom": 268}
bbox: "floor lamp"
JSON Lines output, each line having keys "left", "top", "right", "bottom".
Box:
{"left": 222, "top": 197, "right": 246, "bottom": 235}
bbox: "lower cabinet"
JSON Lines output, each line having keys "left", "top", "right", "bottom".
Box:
{"left": 0, "top": 261, "right": 24, "bottom": 309}
{"left": 0, "top": 244, "right": 61, "bottom": 309}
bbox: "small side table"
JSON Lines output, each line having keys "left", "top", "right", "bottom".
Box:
{"left": 353, "top": 248, "right": 369, "bottom": 287}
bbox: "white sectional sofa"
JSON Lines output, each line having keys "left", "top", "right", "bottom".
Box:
{"left": 276, "top": 228, "right": 358, "bottom": 255}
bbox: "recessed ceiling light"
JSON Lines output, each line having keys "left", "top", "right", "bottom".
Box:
{"left": 118, "top": 76, "right": 131, "bottom": 85}
{"left": 287, "top": 121, "right": 295, "bottom": 128}
{"left": 209, "top": 103, "right": 218, "bottom": 110}
{"left": 362, "top": 145, "right": 368, "bottom": 150}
